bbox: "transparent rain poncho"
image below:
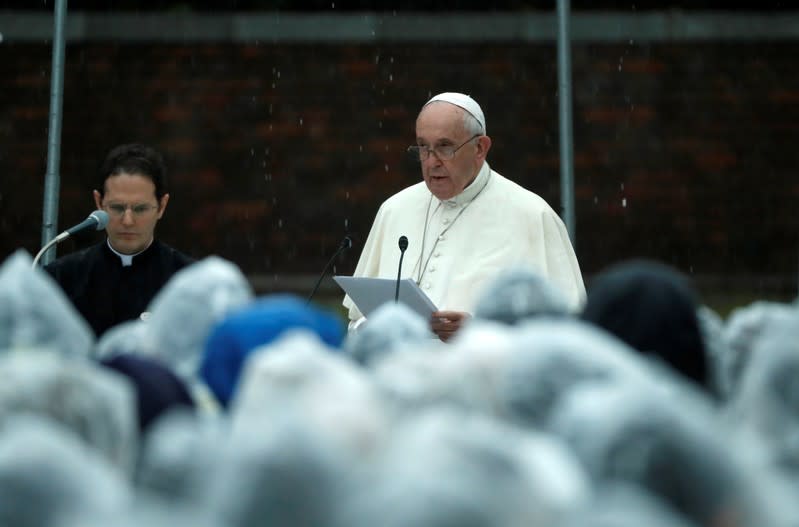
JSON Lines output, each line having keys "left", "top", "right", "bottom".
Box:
{"left": 94, "top": 319, "right": 151, "bottom": 360}
{"left": 344, "top": 407, "right": 589, "bottom": 527}
{"left": 473, "top": 266, "right": 573, "bottom": 325}
{"left": 0, "top": 414, "right": 131, "bottom": 527}
{"left": 136, "top": 411, "right": 227, "bottom": 507}
{"left": 0, "top": 351, "right": 138, "bottom": 474}
{"left": 0, "top": 250, "right": 94, "bottom": 357}
{"left": 722, "top": 301, "right": 798, "bottom": 397}
{"left": 493, "top": 318, "right": 656, "bottom": 429}
{"left": 142, "top": 256, "right": 254, "bottom": 381}
{"left": 549, "top": 381, "right": 775, "bottom": 527}
{"left": 564, "top": 483, "right": 699, "bottom": 527}
{"left": 231, "top": 331, "right": 387, "bottom": 458}
{"left": 694, "top": 305, "right": 729, "bottom": 398}
{"left": 344, "top": 302, "right": 435, "bottom": 367}
{"left": 200, "top": 412, "right": 359, "bottom": 527}
{"left": 727, "top": 310, "right": 799, "bottom": 476}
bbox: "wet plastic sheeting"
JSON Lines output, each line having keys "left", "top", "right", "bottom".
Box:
{"left": 0, "top": 415, "right": 130, "bottom": 527}
{"left": 143, "top": 256, "right": 254, "bottom": 380}
{"left": 346, "top": 408, "right": 589, "bottom": 527}
{"left": 729, "top": 309, "right": 799, "bottom": 473}
{"left": 473, "top": 266, "right": 573, "bottom": 325}
{"left": 549, "top": 381, "right": 771, "bottom": 527}
{"left": 722, "top": 301, "right": 799, "bottom": 397}
{"left": 0, "top": 250, "right": 94, "bottom": 356}
{"left": 494, "top": 318, "right": 655, "bottom": 429}
{"left": 231, "top": 331, "right": 387, "bottom": 457}
{"left": 0, "top": 352, "right": 138, "bottom": 474}
{"left": 344, "top": 302, "right": 434, "bottom": 367}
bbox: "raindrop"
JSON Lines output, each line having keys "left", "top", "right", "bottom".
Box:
{"left": 622, "top": 198, "right": 627, "bottom": 207}
{"left": 389, "top": 74, "right": 393, "bottom": 82}
{"left": 593, "top": 196, "right": 598, "bottom": 204}
{"left": 299, "top": 117, "right": 304, "bottom": 126}
{"left": 331, "top": 2, "right": 335, "bottom": 7}
{"left": 384, "top": 164, "right": 389, "bottom": 172}
{"left": 358, "top": 145, "right": 363, "bottom": 152}
{"left": 618, "top": 57, "right": 623, "bottom": 72}
{"left": 278, "top": 219, "right": 283, "bottom": 228}
{"left": 379, "top": 121, "right": 383, "bottom": 129}
{"left": 250, "top": 148, "right": 255, "bottom": 156}
{"left": 629, "top": 39, "right": 634, "bottom": 45}
{"left": 269, "top": 103, "right": 273, "bottom": 114}
{"left": 0, "top": 33, "right": 4, "bottom": 44}
{"left": 345, "top": 192, "right": 350, "bottom": 199}
{"left": 620, "top": 183, "right": 624, "bottom": 190}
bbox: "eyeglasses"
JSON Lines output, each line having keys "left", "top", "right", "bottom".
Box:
{"left": 104, "top": 203, "right": 158, "bottom": 217}
{"left": 407, "top": 134, "right": 481, "bottom": 162}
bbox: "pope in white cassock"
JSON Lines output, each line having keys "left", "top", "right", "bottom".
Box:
{"left": 343, "top": 92, "right": 586, "bottom": 341}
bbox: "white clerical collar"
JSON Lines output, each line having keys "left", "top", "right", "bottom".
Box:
{"left": 441, "top": 162, "right": 490, "bottom": 207}
{"left": 107, "top": 238, "right": 151, "bottom": 267}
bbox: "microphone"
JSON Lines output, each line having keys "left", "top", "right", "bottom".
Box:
{"left": 395, "top": 235, "right": 408, "bottom": 303}
{"left": 32, "top": 210, "right": 110, "bottom": 267}
{"left": 307, "top": 236, "right": 353, "bottom": 304}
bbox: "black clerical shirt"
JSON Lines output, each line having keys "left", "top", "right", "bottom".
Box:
{"left": 45, "top": 240, "right": 194, "bottom": 337}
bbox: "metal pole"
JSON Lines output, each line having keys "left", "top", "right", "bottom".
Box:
{"left": 40, "top": 0, "right": 68, "bottom": 265}
{"left": 556, "top": 0, "right": 576, "bottom": 245}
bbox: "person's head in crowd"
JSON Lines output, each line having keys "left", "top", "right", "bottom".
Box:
{"left": 0, "top": 415, "right": 130, "bottom": 527}
{"left": 0, "top": 352, "right": 138, "bottom": 475}
{"left": 565, "top": 483, "right": 700, "bottom": 527}
{"left": 473, "top": 266, "right": 572, "bottom": 325}
{"left": 136, "top": 411, "right": 227, "bottom": 507}
{"left": 346, "top": 408, "right": 589, "bottom": 527}
{"left": 231, "top": 331, "right": 387, "bottom": 458}
{"left": 494, "top": 318, "right": 655, "bottom": 430}
{"left": 412, "top": 92, "right": 491, "bottom": 201}
{"left": 550, "top": 381, "right": 775, "bottom": 527}
{"left": 93, "top": 143, "right": 170, "bottom": 255}
{"left": 344, "top": 302, "right": 435, "bottom": 368}
{"left": 727, "top": 309, "right": 799, "bottom": 475}
{"left": 581, "top": 259, "right": 709, "bottom": 389}
{"left": 0, "top": 250, "right": 94, "bottom": 357}
{"left": 722, "top": 300, "right": 798, "bottom": 397}
{"left": 201, "top": 413, "right": 357, "bottom": 527}
{"left": 200, "top": 295, "right": 345, "bottom": 408}
{"left": 143, "top": 256, "right": 254, "bottom": 382}
{"left": 99, "top": 353, "right": 195, "bottom": 434}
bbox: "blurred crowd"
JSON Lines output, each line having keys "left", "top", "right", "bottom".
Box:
{"left": 1, "top": 248, "right": 798, "bottom": 527}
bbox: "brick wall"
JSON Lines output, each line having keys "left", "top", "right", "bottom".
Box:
{"left": 2, "top": 39, "right": 798, "bottom": 297}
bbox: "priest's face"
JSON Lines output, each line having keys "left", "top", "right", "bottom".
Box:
{"left": 93, "top": 173, "right": 170, "bottom": 255}
{"left": 415, "top": 102, "right": 490, "bottom": 201}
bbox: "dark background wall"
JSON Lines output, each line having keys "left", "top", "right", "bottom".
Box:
{"left": 2, "top": 10, "right": 798, "bottom": 309}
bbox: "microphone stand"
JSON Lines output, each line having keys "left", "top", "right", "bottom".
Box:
{"left": 307, "top": 236, "right": 352, "bottom": 304}
{"left": 32, "top": 236, "right": 63, "bottom": 268}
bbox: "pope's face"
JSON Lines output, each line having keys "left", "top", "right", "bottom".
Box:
{"left": 93, "top": 173, "right": 169, "bottom": 255}
{"left": 415, "top": 103, "right": 489, "bottom": 201}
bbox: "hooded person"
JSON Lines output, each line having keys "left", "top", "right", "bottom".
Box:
{"left": 580, "top": 259, "right": 709, "bottom": 390}
{"left": 199, "top": 294, "right": 345, "bottom": 408}
{"left": 98, "top": 353, "right": 195, "bottom": 434}
{"left": 0, "top": 250, "right": 94, "bottom": 357}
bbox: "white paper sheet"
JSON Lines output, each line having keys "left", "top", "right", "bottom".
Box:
{"left": 334, "top": 276, "right": 438, "bottom": 319}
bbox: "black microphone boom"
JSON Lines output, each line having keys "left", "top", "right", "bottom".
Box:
{"left": 395, "top": 235, "right": 408, "bottom": 303}
{"left": 307, "top": 236, "right": 353, "bottom": 304}
{"left": 32, "top": 210, "right": 110, "bottom": 267}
